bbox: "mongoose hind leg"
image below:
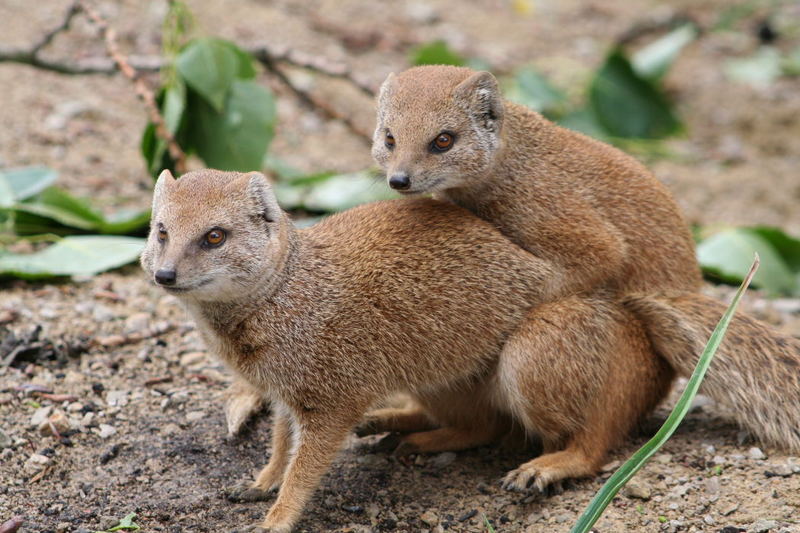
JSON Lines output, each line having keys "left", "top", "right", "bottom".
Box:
{"left": 498, "top": 295, "right": 673, "bottom": 492}
{"left": 394, "top": 424, "right": 504, "bottom": 455}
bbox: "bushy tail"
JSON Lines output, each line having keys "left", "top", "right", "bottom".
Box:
{"left": 624, "top": 292, "right": 800, "bottom": 453}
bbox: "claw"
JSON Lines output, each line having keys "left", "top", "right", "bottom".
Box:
{"left": 225, "top": 481, "right": 276, "bottom": 503}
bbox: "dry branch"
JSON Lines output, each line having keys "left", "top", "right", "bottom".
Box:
{"left": 77, "top": 1, "right": 187, "bottom": 173}
{"left": 0, "top": 4, "right": 377, "bottom": 147}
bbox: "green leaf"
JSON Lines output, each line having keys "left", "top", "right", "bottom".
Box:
{"left": 274, "top": 170, "right": 397, "bottom": 212}
{"left": 558, "top": 108, "right": 609, "bottom": 140}
{"left": 504, "top": 67, "right": 566, "bottom": 115}
{"left": 632, "top": 24, "right": 697, "bottom": 82}
{"left": 0, "top": 166, "right": 58, "bottom": 205}
{"left": 186, "top": 79, "right": 276, "bottom": 171}
{"left": 589, "top": 49, "right": 681, "bottom": 139}
{"left": 725, "top": 47, "right": 782, "bottom": 88}
{"left": 107, "top": 512, "right": 140, "bottom": 531}
{"left": 0, "top": 236, "right": 145, "bottom": 279}
{"left": 749, "top": 227, "right": 800, "bottom": 272}
{"left": 15, "top": 187, "right": 104, "bottom": 230}
{"left": 697, "top": 227, "right": 797, "bottom": 296}
{"left": 141, "top": 81, "right": 187, "bottom": 178}
{"left": 176, "top": 37, "right": 239, "bottom": 111}
{"left": 410, "top": 40, "right": 465, "bottom": 66}
{"left": 571, "top": 256, "right": 759, "bottom": 533}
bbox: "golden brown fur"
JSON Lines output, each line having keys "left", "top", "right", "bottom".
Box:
{"left": 141, "top": 170, "right": 671, "bottom": 531}
{"left": 371, "top": 65, "right": 800, "bottom": 470}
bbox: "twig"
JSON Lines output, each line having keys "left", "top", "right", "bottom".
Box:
{"left": 250, "top": 44, "right": 375, "bottom": 97}
{"left": 256, "top": 52, "right": 373, "bottom": 144}
{"left": 77, "top": 1, "right": 187, "bottom": 173}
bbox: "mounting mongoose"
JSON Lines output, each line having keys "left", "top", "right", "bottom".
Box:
{"left": 141, "top": 169, "right": 671, "bottom": 531}
{"left": 371, "top": 65, "right": 800, "bottom": 456}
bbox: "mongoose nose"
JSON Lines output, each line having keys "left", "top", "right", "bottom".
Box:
{"left": 388, "top": 173, "right": 411, "bottom": 190}
{"left": 154, "top": 268, "right": 177, "bottom": 286}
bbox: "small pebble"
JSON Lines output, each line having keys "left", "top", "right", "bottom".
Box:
{"left": 748, "top": 447, "right": 766, "bottom": 460}
{"left": 420, "top": 510, "right": 438, "bottom": 526}
{"left": 98, "top": 424, "right": 117, "bottom": 439}
{"left": 623, "top": 480, "right": 652, "bottom": 500}
{"left": 30, "top": 406, "right": 53, "bottom": 428}
{"left": 431, "top": 451, "right": 456, "bottom": 468}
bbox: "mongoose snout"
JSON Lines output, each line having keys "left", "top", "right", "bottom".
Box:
{"left": 154, "top": 268, "right": 177, "bottom": 286}
{"left": 388, "top": 172, "right": 411, "bottom": 190}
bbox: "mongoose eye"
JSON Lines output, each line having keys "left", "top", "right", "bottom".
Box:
{"left": 203, "top": 228, "right": 226, "bottom": 248}
{"left": 385, "top": 132, "right": 395, "bottom": 149}
{"left": 431, "top": 132, "right": 455, "bottom": 153}
{"left": 157, "top": 228, "right": 167, "bottom": 242}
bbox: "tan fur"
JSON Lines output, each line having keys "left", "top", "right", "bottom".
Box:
{"left": 372, "top": 66, "right": 800, "bottom": 463}
{"left": 141, "top": 170, "right": 669, "bottom": 530}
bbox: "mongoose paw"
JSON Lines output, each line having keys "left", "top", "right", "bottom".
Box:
{"left": 500, "top": 466, "right": 564, "bottom": 495}
{"left": 370, "top": 432, "right": 403, "bottom": 454}
{"left": 229, "top": 525, "right": 287, "bottom": 533}
{"left": 353, "top": 419, "right": 380, "bottom": 438}
{"left": 391, "top": 440, "right": 420, "bottom": 457}
{"left": 225, "top": 481, "right": 276, "bottom": 503}
{"left": 224, "top": 386, "right": 268, "bottom": 438}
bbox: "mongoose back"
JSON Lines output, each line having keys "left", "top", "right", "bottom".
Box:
{"left": 141, "top": 169, "right": 672, "bottom": 531}
{"left": 372, "top": 65, "right": 800, "bottom": 456}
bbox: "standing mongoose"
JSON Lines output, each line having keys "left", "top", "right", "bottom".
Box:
{"left": 371, "top": 65, "right": 800, "bottom": 456}
{"left": 141, "top": 169, "right": 671, "bottom": 531}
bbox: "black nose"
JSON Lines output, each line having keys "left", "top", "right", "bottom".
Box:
{"left": 155, "top": 268, "right": 177, "bottom": 286}
{"left": 388, "top": 173, "right": 411, "bottom": 190}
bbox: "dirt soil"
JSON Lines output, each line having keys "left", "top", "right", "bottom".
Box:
{"left": 1, "top": 1, "right": 800, "bottom": 532}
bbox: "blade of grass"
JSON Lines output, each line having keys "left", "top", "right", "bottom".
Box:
{"left": 571, "top": 254, "right": 760, "bottom": 533}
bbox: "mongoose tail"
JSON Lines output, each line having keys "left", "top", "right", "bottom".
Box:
{"left": 625, "top": 292, "right": 800, "bottom": 453}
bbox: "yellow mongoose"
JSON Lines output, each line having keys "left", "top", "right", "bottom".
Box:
{"left": 141, "top": 169, "right": 670, "bottom": 531}
{"left": 371, "top": 65, "right": 800, "bottom": 455}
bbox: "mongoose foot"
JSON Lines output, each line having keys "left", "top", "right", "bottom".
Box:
{"left": 392, "top": 440, "right": 419, "bottom": 457}
{"left": 229, "top": 525, "right": 288, "bottom": 533}
{"left": 353, "top": 418, "right": 381, "bottom": 438}
{"left": 225, "top": 481, "right": 276, "bottom": 503}
{"left": 371, "top": 432, "right": 403, "bottom": 453}
{"left": 501, "top": 465, "right": 565, "bottom": 494}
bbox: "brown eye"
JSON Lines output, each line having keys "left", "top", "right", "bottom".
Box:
{"left": 385, "top": 132, "right": 395, "bottom": 149}
{"left": 431, "top": 132, "right": 454, "bottom": 153}
{"left": 157, "top": 228, "right": 167, "bottom": 242}
{"left": 204, "top": 229, "right": 226, "bottom": 247}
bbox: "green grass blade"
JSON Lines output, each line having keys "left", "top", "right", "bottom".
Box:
{"left": 571, "top": 254, "right": 760, "bottom": 533}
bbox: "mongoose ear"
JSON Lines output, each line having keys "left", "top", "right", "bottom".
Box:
{"left": 376, "top": 72, "right": 397, "bottom": 117}
{"left": 453, "top": 71, "right": 504, "bottom": 131}
{"left": 377, "top": 72, "right": 396, "bottom": 102}
{"left": 152, "top": 169, "right": 176, "bottom": 215}
{"left": 246, "top": 172, "right": 281, "bottom": 224}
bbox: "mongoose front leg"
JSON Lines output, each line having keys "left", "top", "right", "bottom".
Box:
{"left": 393, "top": 425, "right": 505, "bottom": 455}
{"left": 256, "top": 411, "right": 358, "bottom": 532}
{"left": 227, "top": 407, "right": 293, "bottom": 503}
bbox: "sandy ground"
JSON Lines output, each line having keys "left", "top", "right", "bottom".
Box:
{"left": 1, "top": 1, "right": 799, "bottom": 532}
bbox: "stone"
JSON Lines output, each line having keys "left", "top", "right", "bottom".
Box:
{"left": 39, "top": 410, "right": 71, "bottom": 436}
{"left": 748, "top": 447, "right": 766, "bottom": 460}
{"left": 431, "top": 452, "right": 456, "bottom": 468}
{"left": 98, "top": 424, "right": 117, "bottom": 439}
{"left": 749, "top": 519, "right": 778, "bottom": 532}
{"left": 721, "top": 503, "right": 739, "bottom": 516}
{"left": 185, "top": 410, "right": 206, "bottom": 422}
{"left": 0, "top": 427, "right": 12, "bottom": 448}
{"left": 105, "top": 390, "right": 128, "bottom": 407}
{"left": 623, "top": 480, "right": 652, "bottom": 500}
{"left": 420, "top": 511, "right": 438, "bottom": 527}
{"left": 125, "top": 312, "right": 151, "bottom": 333}
{"left": 180, "top": 351, "right": 207, "bottom": 367}
{"left": 24, "top": 453, "right": 51, "bottom": 473}
{"left": 30, "top": 405, "right": 53, "bottom": 428}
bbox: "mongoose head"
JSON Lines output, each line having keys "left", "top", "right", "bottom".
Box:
{"left": 372, "top": 65, "right": 504, "bottom": 194}
{"left": 140, "top": 169, "right": 287, "bottom": 302}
